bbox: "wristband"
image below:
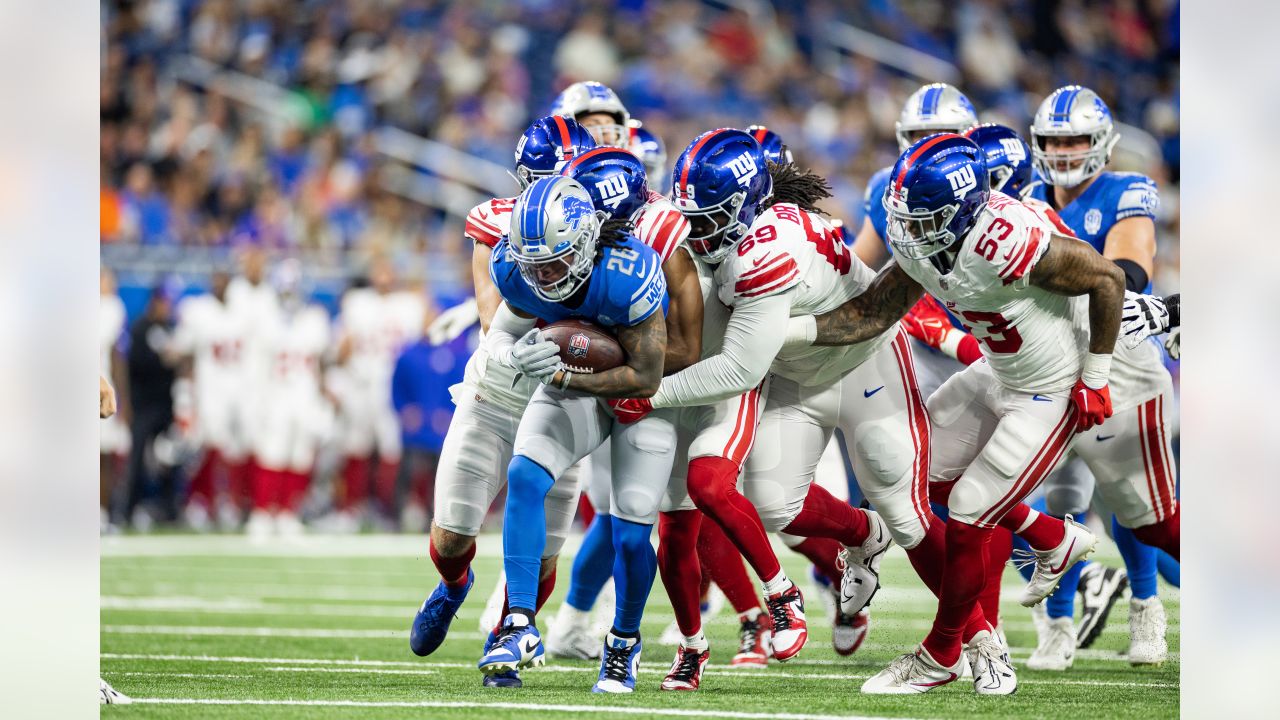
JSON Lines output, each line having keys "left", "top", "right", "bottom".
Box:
{"left": 557, "top": 369, "right": 573, "bottom": 390}
{"left": 782, "top": 315, "right": 817, "bottom": 351}
{"left": 937, "top": 329, "right": 963, "bottom": 360}
{"left": 1081, "top": 352, "right": 1112, "bottom": 390}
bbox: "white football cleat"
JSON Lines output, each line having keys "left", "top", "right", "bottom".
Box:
{"left": 1076, "top": 563, "right": 1127, "bottom": 649}
{"left": 1029, "top": 603, "right": 1050, "bottom": 649}
{"left": 1127, "top": 596, "right": 1168, "bottom": 666}
{"left": 545, "top": 603, "right": 602, "bottom": 660}
{"left": 1016, "top": 515, "right": 1097, "bottom": 607}
{"left": 832, "top": 608, "right": 869, "bottom": 656}
{"left": 965, "top": 629, "right": 1018, "bottom": 695}
{"left": 861, "top": 644, "right": 963, "bottom": 694}
{"left": 1027, "top": 616, "right": 1076, "bottom": 671}
{"left": 245, "top": 509, "right": 274, "bottom": 543}
{"left": 99, "top": 678, "right": 131, "bottom": 704}
{"left": 838, "top": 509, "right": 892, "bottom": 614}
{"left": 477, "top": 570, "right": 506, "bottom": 634}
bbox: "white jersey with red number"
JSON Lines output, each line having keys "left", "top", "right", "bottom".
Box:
{"left": 262, "top": 305, "right": 331, "bottom": 401}
{"left": 337, "top": 288, "right": 421, "bottom": 389}
{"left": 465, "top": 196, "right": 517, "bottom": 249}
{"left": 1022, "top": 198, "right": 1169, "bottom": 411}
{"left": 715, "top": 203, "right": 888, "bottom": 387}
{"left": 172, "top": 294, "right": 245, "bottom": 399}
{"left": 895, "top": 191, "right": 1087, "bottom": 394}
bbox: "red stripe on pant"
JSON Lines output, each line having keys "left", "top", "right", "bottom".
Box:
{"left": 977, "top": 405, "right": 1076, "bottom": 527}
{"left": 1139, "top": 399, "right": 1163, "bottom": 521}
{"left": 722, "top": 385, "right": 763, "bottom": 466}
{"left": 891, "top": 329, "right": 932, "bottom": 532}
{"left": 1153, "top": 395, "right": 1176, "bottom": 518}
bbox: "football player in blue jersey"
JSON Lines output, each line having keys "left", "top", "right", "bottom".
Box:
{"left": 477, "top": 175, "right": 675, "bottom": 694}
{"left": 1023, "top": 85, "right": 1180, "bottom": 668}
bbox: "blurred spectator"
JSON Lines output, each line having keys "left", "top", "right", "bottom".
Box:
{"left": 121, "top": 282, "right": 180, "bottom": 528}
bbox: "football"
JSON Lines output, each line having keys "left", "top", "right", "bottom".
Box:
{"left": 542, "top": 319, "right": 625, "bottom": 374}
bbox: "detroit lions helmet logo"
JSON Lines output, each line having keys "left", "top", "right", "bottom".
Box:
{"left": 561, "top": 195, "right": 594, "bottom": 231}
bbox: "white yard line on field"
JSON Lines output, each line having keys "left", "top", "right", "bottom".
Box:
{"left": 107, "top": 672, "right": 252, "bottom": 679}
{"left": 264, "top": 666, "right": 437, "bottom": 676}
{"left": 127, "top": 697, "right": 915, "bottom": 720}
{"left": 103, "top": 624, "right": 473, "bottom": 639}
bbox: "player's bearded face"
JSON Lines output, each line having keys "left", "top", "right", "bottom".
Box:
{"left": 1042, "top": 135, "right": 1092, "bottom": 173}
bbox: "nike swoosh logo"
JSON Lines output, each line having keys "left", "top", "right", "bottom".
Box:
{"left": 1049, "top": 538, "right": 1077, "bottom": 574}
{"left": 520, "top": 637, "right": 538, "bottom": 655}
{"left": 1095, "top": 434, "right": 1115, "bottom": 441}
{"left": 912, "top": 672, "right": 958, "bottom": 688}
{"left": 1032, "top": 394, "right": 1052, "bottom": 402}
{"left": 864, "top": 386, "right": 885, "bottom": 398}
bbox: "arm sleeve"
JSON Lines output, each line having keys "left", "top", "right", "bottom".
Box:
{"left": 650, "top": 293, "right": 791, "bottom": 409}
{"left": 484, "top": 302, "right": 537, "bottom": 368}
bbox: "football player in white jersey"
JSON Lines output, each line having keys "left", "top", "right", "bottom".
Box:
{"left": 245, "top": 261, "right": 333, "bottom": 539}
{"left": 800, "top": 133, "right": 1125, "bottom": 693}
{"left": 100, "top": 268, "right": 130, "bottom": 531}
{"left": 551, "top": 80, "right": 632, "bottom": 149}
{"left": 225, "top": 246, "right": 280, "bottom": 517}
{"left": 609, "top": 129, "right": 1008, "bottom": 683}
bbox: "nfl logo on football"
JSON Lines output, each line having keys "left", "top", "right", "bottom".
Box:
{"left": 568, "top": 333, "right": 591, "bottom": 358}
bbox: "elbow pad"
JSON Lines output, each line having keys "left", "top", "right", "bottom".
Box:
{"left": 1113, "top": 258, "right": 1149, "bottom": 293}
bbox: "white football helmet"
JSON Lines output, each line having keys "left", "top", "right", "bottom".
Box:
{"left": 895, "top": 83, "right": 979, "bottom": 151}
{"left": 1030, "top": 85, "right": 1119, "bottom": 188}
{"left": 551, "top": 81, "right": 631, "bottom": 148}
{"left": 508, "top": 176, "right": 601, "bottom": 302}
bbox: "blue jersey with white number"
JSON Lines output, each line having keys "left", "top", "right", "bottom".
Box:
{"left": 863, "top": 166, "right": 893, "bottom": 247}
{"left": 490, "top": 234, "right": 668, "bottom": 327}
{"left": 1028, "top": 171, "right": 1159, "bottom": 255}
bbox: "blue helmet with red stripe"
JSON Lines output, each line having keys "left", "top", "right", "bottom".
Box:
{"left": 964, "top": 123, "right": 1035, "bottom": 199}
{"left": 745, "top": 125, "right": 794, "bottom": 165}
{"left": 670, "top": 128, "right": 773, "bottom": 264}
{"left": 514, "top": 116, "right": 597, "bottom": 190}
{"left": 560, "top": 147, "right": 649, "bottom": 222}
{"left": 883, "top": 133, "right": 989, "bottom": 261}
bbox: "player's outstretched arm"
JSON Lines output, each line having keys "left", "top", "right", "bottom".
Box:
{"left": 660, "top": 249, "right": 704, "bottom": 374}
{"left": 850, "top": 216, "right": 890, "bottom": 270}
{"left": 471, "top": 244, "right": 504, "bottom": 334}
{"left": 560, "top": 309, "right": 667, "bottom": 398}
{"left": 809, "top": 261, "right": 923, "bottom": 346}
{"left": 1029, "top": 233, "right": 1125, "bottom": 355}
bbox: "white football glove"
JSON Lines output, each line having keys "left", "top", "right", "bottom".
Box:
{"left": 1164, "top": 327, "right": 1180, "bottom": 360}
{"left": 509, "top": 328, "right": 562, "bottom": 381}
{"left": 1119, "top": 290, "right": 1170, "bottom": 349}
{"left": 427, "top": 298, "right": 480, "bottom": 345}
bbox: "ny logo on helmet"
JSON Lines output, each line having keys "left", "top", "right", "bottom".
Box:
{"left": 946, "top": 165, "right": 977, "bottom": 200}
{"left": 998, "top": 138, "right": 1026, "bottom": 163}
{"left": 594, "top": 174, "right": 630, "bottom": 210}
{"left": 727, "top": 153, "right": 759, "bottom": 187}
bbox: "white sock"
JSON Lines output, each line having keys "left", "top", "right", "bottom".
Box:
{"left": 1015, "top": 508, "right": 1040, "bottom": 534}
{"left": 762, "top": 571, "right": 791, "bottom": 597}
{"left": 682, "top": 630, "right": 709, "bottom": 651}
{"left": 507, "top": 612, "right": 531, "bottom": 627}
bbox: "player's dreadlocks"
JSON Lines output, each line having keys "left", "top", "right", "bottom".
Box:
{"left": 766, "top": 161, "right": 833, "bottom": 215}
{"left": 594, "top": 217, "right": 633, "bottom": 261}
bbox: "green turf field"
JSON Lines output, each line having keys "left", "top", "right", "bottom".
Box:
{"left": 101, "top": 533, "right": 1178, "bottom": 719}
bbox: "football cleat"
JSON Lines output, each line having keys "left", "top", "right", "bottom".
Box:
{"left": 593, "top": 632, "right": 642, "bottom": 693}
{"left": 1027, "top": 616, "right": 1076, "bottom": 671}
{"left": 1127, "top": 596, "right": 1168, "bottom": 666}
{"left": 657, "top": 619, "right": 683, "bottom": 646}
{"left": 477, "top": 570, "right": 506, "bottom": 634}
{"left": 99, "top": 678, "right": 131, "bottom": 705}
{"left": 409, "top": 568, "right": 474, "bottom": 657}
{"left": 764, "top": 583, "right": 808, "bottom": 662}
{"left": 479, "top": 627, "right": 522, "bottom": 688}
{"left": 1016, "top": 515, "right": 1098, "bottom": 607}
{"left": 861, "top": 644, "right": 964, "bottom": 694}
{"left": 1076, "top": 563, "right": 1128, "bottom": 649}
{"left": 730, "top": 613, "right": 771, "bottom": 667}
{"left": 478, "top": 614, "right": 545, "bottom": 676}
{"left": 838, "top": 509, "right": 893, "bottom": 614}
{"left": 833, "top": 608, "right": 870, "bottom": 656}
{"left": 545, "top": 603, "right": 602, "bottom": 660}
{"left": 1029, "top": 603, "right": 1050, "bottom": 650}
{"left": 965, "top": 629, "right": 1018, "bottom": 694}
{"left": 660, "top": 643, "right": 710, "bottom": 691}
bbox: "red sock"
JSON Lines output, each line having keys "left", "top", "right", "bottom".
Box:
{"left": 781, "top": 484, "right": 870, "bottom": 547}
{"left": 687, "top": 456, "right": 781, "bottom": 581}
{"left": 374, "top": 459, "right": 399, "bottom": 509}
{"left": 429, "top": 537, "right": 476, "bottom": 588}
{"left": 979, "top": 528, "right": 1013, "bottom": 628}
{"left": 341, "top": 456, "right": 371, "bottom": 511}
{"left": 659, "top": 510, "right": 705, "bottom": 637}
{"left": 250, "top": 462, "right": 277, "bottom": 511}
{"left": 698, "top": 519, "right": 761, "bottom": 613}
{"left": 698, "top": 559, "right": 713, "bottom": 600}
{"left": 497, "top": 567, "right": 558, "bottom": 626}
{"left": 577, "top": 494, "right": 596, "bottom": 529}
{"left": 788, "top": 537, "right": 843, "bottom": 586}
{"left": 999, "top": 504, "right": 1066, "bottom": 551}
{"left": 228, "top": 458, "right": 252, "bottom": 512}
{"left": 923, "top": 520, "right": 991, "bottom": 667}
{"left": 905, "top": 518, "right": 991, "bottom": 641}
{"left": 187, "top": 450, "right": 218, "bottom": 508}
{"left": 1132, "top": 511, "right": 1180, "bottom": 561}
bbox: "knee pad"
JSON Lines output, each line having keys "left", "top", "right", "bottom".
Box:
{"left": 508, "top": 455, "right": 555, "bottom": 507}
{"left": 1044, "top": 485, "right": 1091, "bottom": 517}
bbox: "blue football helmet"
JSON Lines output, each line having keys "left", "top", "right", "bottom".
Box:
{"left": 514, "top": 116, "right": 598, "bottom": 190}
{"left": 883, "top": 134, "right": 989, "bottom": 261}
{"left": 745, "top": 125, "right": 794, "bottom": 165}
{"left": 629, "top": 124, "right": 667, "bottom": 192}
{"left": 561, "top": 147, "right": 650, "bottom": 222}
{"left": 895, "top": 83, "right": 979, "bottom": 151}
{"left": 508, "top": 176, "right": 601, "bottom": 302}
{"left": 551, "top": 81, "right": 631, "bottom": 148}
{"left": 670, "top": 129, "right": 774, "bottom": 264}
{"left": 964, "top": 123, "right": 1035, "bottom": 199}
{"left": 1030, "top": 85, "right": 1118, "bottom": 187}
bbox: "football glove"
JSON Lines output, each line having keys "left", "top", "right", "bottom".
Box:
{"left": 902, "top": 295, "right": 982, "bottom": 365}
{"left": 608, "top": 397, "right": 653, "bottom": 424}
{"left": 510, "top": 328, "right": 562, "bottom": 381}
{"left": 1070, "top": 379, "right": 1113, "bottom": 432}
{"left": 1164, "top": 327, "right": 1180, "bottom": 361}
{"left": 1119, "top": 291, "right": 1170, "bottom": 349}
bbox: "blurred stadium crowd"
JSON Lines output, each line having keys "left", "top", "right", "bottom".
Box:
{"left": 99, "top": 0, "right": 1179, "bottom": 533}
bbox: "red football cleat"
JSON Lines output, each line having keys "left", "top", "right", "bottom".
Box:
{"left": 764, "top": 583, "right": 808, "bottom": 662}
{"left": 661, "top": 644, "right": 710, "bottom": 691}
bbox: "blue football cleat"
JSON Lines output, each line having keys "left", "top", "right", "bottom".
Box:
{"left": 409, "top": 568, "right": 474, "bottom": 657}
{"left": 480, "top": 627, "right": 522, "bottom": 688}
{"left": 592, "top": 632, "right": 642, "bottom": 693}
{"left": 478, "top": 614, "right": 545, "bottom": 676}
